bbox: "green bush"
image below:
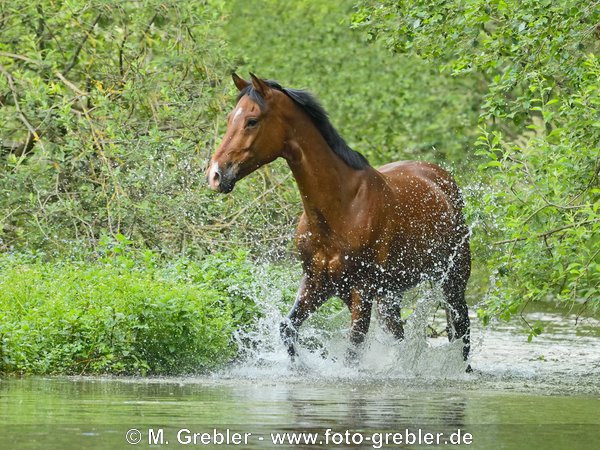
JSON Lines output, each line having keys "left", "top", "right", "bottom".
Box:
{"left": 0, "top": 250, "right": 279, "bottom": 375}
{"left": 0, "top": 0, "right": 240, "bottom": 255}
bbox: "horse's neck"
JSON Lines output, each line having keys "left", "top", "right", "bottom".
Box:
{"left": 282, "top": 116, "right": 370, "bottom": 228}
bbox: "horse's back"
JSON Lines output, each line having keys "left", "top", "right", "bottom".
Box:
{"left": 378, "top": 160, "right": 464, "bottom": 211}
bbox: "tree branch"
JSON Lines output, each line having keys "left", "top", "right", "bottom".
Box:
{"left": 55, "top": 71, "right": 89, "bottom": 96}
{"left": 494, "top": 218, "right": 600, "bottom": 245}
{"left": 64, "top": 14, "right": 101, "bottom": 75}
{"left": 0, "top": 63, "right": 45, "bottom": 151}
{"left": 0, "top": 52, "right": 44, "bottom": 65}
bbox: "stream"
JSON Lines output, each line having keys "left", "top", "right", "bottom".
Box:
{"left": 1, "top": 301, "right": 599, "bottom": 449}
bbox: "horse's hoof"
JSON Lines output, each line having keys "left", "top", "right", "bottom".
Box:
{"left": 289, "top": 356, "right": 309, "bottom": 373}
{"left": 344, "top": 348, "right": 360, "bottom": 367}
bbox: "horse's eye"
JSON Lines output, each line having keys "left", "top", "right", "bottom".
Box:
{"left": 245, "top": 118, "right": 259, "bottom": 128}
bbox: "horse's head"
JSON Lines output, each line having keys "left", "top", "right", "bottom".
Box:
{"left": 207, "top": 73, "right": 287, "bottom": 193}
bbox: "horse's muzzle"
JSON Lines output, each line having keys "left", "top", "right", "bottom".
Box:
{"left": 207, "top": 162, "right": 236, "bottom": 193}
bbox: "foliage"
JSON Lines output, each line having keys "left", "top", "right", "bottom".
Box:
{"left": 353, "top": 0, "right": 600, "bottom": 324}
{"left": 0, "top": 0, "right": 484, "bottom": 262}
{"left": 0, "top": 0, "right": 259, "bottom": 255}
{"left": 0, "top": 248, "right": 295, "bottom": 375}
{"left": 3, "top": 0, "right": 595, "bottom": 362}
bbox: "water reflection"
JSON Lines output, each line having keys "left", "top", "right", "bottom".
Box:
{"left": 1, "top": 377, "right": 599, "bottom": 450}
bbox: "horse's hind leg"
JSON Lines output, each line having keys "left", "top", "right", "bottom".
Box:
{"left": 280, "top": 275, "right": 327, "bottom": 360}
{"left": 442, "top": 243, "right": 471, "bottom": 368}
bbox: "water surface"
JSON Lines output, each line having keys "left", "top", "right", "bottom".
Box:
{"left": 1, "top": 303, "right": 599, "bottom": 449}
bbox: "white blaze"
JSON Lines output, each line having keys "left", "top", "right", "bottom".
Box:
{"left": 233, "top": 107, "right": 244, "bottom": 121}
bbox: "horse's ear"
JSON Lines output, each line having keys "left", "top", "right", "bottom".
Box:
{"left": 249, "top": 72, "right": 271, "bottom": 99}
{"left": 232, "top": 72, "right": 249, "bottom": 91}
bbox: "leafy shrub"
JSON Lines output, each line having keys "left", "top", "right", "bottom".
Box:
{"left": 0, "top": 250, "right": 285, "bottom": 375}
{"left": 0, "top": 0, "right": 241, "bottom": 255}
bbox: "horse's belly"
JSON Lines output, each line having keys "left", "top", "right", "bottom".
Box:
{"left": 371, "top": 236, "right": 454, "bottom": 287}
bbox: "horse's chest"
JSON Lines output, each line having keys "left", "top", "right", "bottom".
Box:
{"left": 298, "top": 232, "right": 382, "bottom": 284}
{"left": 299, "top": 238, "right": 346, "bottom": 279}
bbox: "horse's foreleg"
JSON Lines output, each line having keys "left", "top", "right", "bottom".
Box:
{"left": 345, "top": 288, "right": 372, "bottom": 364}
{"left": 377, "top": 295, "right": 405, "bottom": 341}
{"left": 280, "top": 275, "right": 327, "bottom": 360}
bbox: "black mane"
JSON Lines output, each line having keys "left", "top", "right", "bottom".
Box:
{"left": 237, "top": 80, "right": 370, "bottom": 170}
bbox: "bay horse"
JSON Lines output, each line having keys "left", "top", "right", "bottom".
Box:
{"left": 208, "top": 73, "right": 471, "bottom": 369}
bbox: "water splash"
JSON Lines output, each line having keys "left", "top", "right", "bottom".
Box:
{"left": 221, "top": 264, "right": 470, "bottom": 382}
{"left": 212, "top": 258, "right": 600, "bottom": 397}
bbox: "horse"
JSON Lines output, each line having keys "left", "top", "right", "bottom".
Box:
{"left": 208, "top": 73, "right": 471, "bottom": 369}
